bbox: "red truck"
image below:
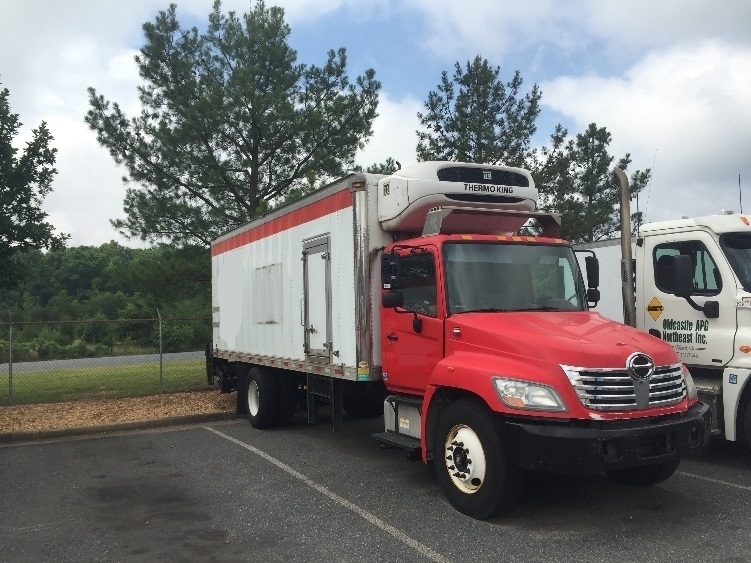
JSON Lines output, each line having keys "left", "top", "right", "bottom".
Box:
{"left": 207, "top": 161, "right": 710, "bottom": 518}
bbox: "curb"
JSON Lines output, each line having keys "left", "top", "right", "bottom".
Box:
{"left": 0, "top": 411, "right": 240, "bottom": 444}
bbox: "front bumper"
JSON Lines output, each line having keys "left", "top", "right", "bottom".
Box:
{"left": 503, "top": 402, "right": 711, "bottom": 474}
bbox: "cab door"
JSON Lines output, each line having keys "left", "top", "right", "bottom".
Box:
{"left": 381, "top": 247, "right": 444, "bottom": 394}
{"left": 641, "top": 233, "right": 735, "bottom": 367}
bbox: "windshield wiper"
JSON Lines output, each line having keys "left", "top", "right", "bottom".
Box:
{"left": 509, "top": 305, "right": 561, "bottom": 312}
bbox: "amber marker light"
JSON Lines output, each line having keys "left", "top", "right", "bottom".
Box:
{"left": 741, "top": 216, "right": 750, "bottom": 226}
{"left": 740, "top": 345, "right": 751, "bottom": 354}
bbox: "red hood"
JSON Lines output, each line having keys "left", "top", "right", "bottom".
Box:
{"left": 447, "top": 311, "right": 678, "bottom": 369}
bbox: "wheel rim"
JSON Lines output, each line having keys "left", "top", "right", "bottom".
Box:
{"left": 247, "top": 379, "right": 260, "bottom": 416}
{"left": 444, "top": 423, "right": 487, "bottom": 494}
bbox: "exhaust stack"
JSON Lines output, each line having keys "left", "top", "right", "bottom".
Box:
{"left": 613, "top": 167, "right": 636, "bottom": 327}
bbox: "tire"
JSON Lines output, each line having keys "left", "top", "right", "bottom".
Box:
{"left": 606, "top": 457, "right": 681, "bottom": 486}
{"left": 246, "top": 366, "right": 280, "bottom": 429}
{"left": 432, "top": 400, "right": 522, "bottom": 519}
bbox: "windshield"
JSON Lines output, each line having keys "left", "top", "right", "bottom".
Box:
{"left": 720, "top": 233, "right": 751, "bottom": 291}
{"left": 443, "top": 242, "right": 587, "bottom": 315}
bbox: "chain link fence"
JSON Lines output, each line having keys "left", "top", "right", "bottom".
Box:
{"left": 0, "top": 316, "right": 211, "bottom": 406}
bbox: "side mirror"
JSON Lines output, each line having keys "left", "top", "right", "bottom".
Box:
{"left": 381, "top": 252, "right": 401, "bottom": 289}
{"left": 585, "top": 255, "right": 599, "bottom": 288}
{"left": 382, "top": 290, "right": 404, "bottom": 308}
{"left": 672, "top": 255, "right": 720, "bottom": 319}
{"left": 587, "top": 287, "right": 601, "bottom": 306}
{"left": 673, "top": 255, "right": 694, "bottom": 298}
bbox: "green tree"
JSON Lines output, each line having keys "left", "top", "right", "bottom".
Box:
{"left": 365, "top": 157, "right": 399, "bottom": 175}
{"left": 0, "top": 84, "right": 67, "bottom": 289}
{"left": 416, "top": 56, "right": 541, "bottom": 166}
{"left": 86, "top": 0, "right": 381, "bottom": 246}
{"left": 532, "top": 123, "right": 650, "bottom": 243}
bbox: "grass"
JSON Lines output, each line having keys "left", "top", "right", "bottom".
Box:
{"left": 0, "top": 358, "right": 208, "bottom": 406}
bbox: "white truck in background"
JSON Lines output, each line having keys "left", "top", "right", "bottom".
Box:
{"left": 577, "top": 211, "right": 751, "bottom": 450}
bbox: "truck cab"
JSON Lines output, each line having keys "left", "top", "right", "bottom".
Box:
{"left": 375, "top": 199, "right": 710, "bottom": 519}
{"left": 380, "top": 233, "right": 585, "bottom": 396}
{"left": 633, "top": 215, "right": 751, "bottom": 445}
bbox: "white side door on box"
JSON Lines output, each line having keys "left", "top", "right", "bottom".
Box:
{"left": 303, "top": 235, "right": 332, "bottom": 360}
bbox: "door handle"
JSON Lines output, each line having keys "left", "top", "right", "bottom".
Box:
{"left": 387, "top": 333, "right": 399, "bottom": 341}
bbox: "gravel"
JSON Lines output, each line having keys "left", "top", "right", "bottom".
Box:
{"left": 0, "top": 389, "right": 236, "bottom": 434}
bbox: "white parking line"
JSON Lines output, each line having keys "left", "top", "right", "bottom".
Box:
{"left": 204, "top": 426, "right": 452, "bottom": 563}
{"left": 677, "top": 471, "right": 751, "bottom": 492}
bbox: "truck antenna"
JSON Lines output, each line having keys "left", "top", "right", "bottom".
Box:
{"left": 740, "top": 174, "right": 743, "bottom": 214}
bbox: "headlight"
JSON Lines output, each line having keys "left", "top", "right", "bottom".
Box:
{"left": 683, "top": 366, "right": 698, "bottom": 400}
{"left": 492, "top": 377, "right": 567, "bottom": 411}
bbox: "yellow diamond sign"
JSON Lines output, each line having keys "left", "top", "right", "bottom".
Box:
{"left": 647, "top": 297, "right": 664, "bottom": 321}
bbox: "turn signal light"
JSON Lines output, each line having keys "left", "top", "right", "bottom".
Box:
{"left": 740, "top": 345, "right": 751, "bottom": 354}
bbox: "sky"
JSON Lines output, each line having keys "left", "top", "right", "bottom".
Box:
{"left": 2, "top": 0, "right": 751, "bottom": 247}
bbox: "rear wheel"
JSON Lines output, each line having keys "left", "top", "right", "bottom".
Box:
{"left": 246, "top": 366, "right": 280, "bottom": 429}
{"left": 432, "top": 400, "right": 522, "bottom": 519}
{"left": 606, "top": 457, "right": 681, "bottom": 486}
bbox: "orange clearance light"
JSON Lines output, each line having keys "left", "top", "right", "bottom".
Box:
{"left": 447, "top": 366, "right": 454, "bottom": 372}
{"left": 504, "top": 397, "right": 526, "bottom": 408}
{"left": 460, "top": 235, "right": 473, "bottom": 240}
{"left": 742, "top": 216, "right": 750, "bottom": 226}
{"left": 740, "top": 345, "right": 751, "bottom": 354}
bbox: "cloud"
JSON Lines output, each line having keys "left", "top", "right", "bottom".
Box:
{"left": 41, "top": 116, "right": 133, "bottom": 247}
{"left": 355, "top": 93, "right": 422, "bottom": 169}
{"left": 584, "top": 1, "right": 751, "bottom": 48}
{"left": 4, "top": 0, "right": 751, "bottom": 248}
{"left": 540, "top": 40, "right": 751, "bottom": 222}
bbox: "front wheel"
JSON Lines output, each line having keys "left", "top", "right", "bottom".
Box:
{"left": 246, "top": 366, "right": 280, "bottom": 429}
{"left": 432, "top": 400, "right": 522, "bottom": 519}
{"left": 606, "top": 457, "right": 681, "bottom": 486}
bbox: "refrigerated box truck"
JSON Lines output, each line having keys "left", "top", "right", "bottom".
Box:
{"left": 208, "top": 161, "right": 709, "bottom": 518}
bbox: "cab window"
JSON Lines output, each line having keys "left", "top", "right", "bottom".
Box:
{"left": 654, "top": 241, "right": 721, "bottom": 295}
{"left": 720, "top": 233, "right": 751, "bottom": 292}
{"left": 397, "top": 253, "right": 437, "bottom": 317}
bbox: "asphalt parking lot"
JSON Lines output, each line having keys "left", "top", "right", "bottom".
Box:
{"left": 2, "top": 414, "right": 750, "bottom": 563}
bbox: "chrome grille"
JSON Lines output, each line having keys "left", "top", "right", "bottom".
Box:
{"left": 561, "top": 363, "right": 686, "bottom": 411}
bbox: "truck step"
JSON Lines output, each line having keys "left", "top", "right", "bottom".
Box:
{"left": 372, "top": 431, "right": 421, "bottom": 460}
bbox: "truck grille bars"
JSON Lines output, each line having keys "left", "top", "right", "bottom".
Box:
{"left": 561, "top": 363, "right": 686, "bottom": 411}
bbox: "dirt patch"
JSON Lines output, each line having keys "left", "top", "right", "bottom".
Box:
{"left": 0, "top": 389, "right": 236, "bottom": 434}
